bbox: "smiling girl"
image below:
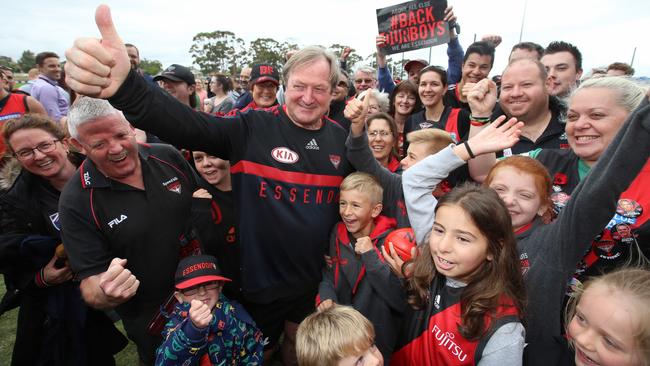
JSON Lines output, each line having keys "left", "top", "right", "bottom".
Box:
{"left": 565, "top": 268, "right": 650, "bottom": 366}
{"left": 391, "top": 185, "right": 526, "bottom": 365}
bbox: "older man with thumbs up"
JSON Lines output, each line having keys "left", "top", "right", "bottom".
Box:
{"left": 64, "top": 5, "right": 355, "bottom": 364}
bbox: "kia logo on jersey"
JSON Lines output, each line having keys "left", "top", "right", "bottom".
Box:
{"left": 271, "top": 147, "right": 299, "bottom": 164}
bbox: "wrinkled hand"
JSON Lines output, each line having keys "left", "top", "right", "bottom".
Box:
{"left": 99, "top": 257, "right": 139, "bottom": 304}
{"left": 192, "top": 188, "right": 212, "bottom": 199}
{"left": 467, "top": 79, "right": 497, "bottom": 117}
{"left": 354, "top": 236, "right": 373, "bottom": 255}
{"left": 469, "top": 115, "right": 523, "bottom": 156}
{"left": 189, "top": 299, "right": 213, "bottom": 329}
{"left": 317, "top": 299, "right": 334, "bottom": 312}
{"left": 64, "top": 5, "right": 130, "bottom": 98}
{"left": 43, "top": 254, "right": 73, "bottom": 285}
{"left": 480, "top": 34, "right": 503, "bottom": 48}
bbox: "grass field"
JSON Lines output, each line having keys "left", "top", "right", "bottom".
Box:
{"left": 0, "top": 277, "right": 139, "bottom": 365}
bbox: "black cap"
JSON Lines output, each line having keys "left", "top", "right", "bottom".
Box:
{"left": 154, "top": 64, "right": 196, "bottom": 85}
{"left": 174, "top": 255, "right": 231, "bottom": 290}
{"left": 250, "top": 63, "right": 280, "bottom": 86}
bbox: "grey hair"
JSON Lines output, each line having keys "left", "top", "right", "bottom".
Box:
{"left": 282, "top": 46, "right": 340, "bottom": 90}
{"left": 67, "top": 98, "right": 123, "bottom": 139}
{"left": 368, "top": 89, "right": 389, "bottom": 112}
{"left": 570, "top": 76, "right": 647, "bottom": 113}
{"left": 354, "top": 65, "right": 378, "bottom": 80}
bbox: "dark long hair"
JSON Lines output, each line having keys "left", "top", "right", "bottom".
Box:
{"left": 387, "top": 80, "right": 421, "bottom": 117}
{"left": 407, "top": 184, "right": 526, "bottom": 340}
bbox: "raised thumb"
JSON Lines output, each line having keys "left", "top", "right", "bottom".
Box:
{"left": 95, "top": 4, "right": 122, "bottom": 44}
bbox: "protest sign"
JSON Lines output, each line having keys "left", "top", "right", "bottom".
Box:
{"left": 376, "top": 0, "right": 450, "bottom": 55}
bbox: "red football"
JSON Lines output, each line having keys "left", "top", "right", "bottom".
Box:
{"left": 385, "top": 228, "right": 417, "bottom": 261}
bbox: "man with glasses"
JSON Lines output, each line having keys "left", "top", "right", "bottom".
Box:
{"left": 353, "top": 66, "right": 378, "bottom": 96}
{"left": 156, "top": 255, "right": 263, "bottom": 365}
{"left": 234, "top": 66, "right": 253, "bottom": 109}
{"left": 59, "top": 97, "right": 200, "bottom": 365}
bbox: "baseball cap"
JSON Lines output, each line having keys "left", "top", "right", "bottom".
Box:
{"left": 404, "top": 59, "right": 429, "bottom": 72}
{"left": 250, "top": 63, "right": 280, "bottom": 86}
{"left": 154, "top": 64, "right": 196, "bottom": 85}
{"left": 174, "top": 255, "right": 231, "bottom": 290}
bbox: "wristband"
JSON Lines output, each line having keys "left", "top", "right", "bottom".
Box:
{"left": 470, "top": 120, "right": 490, "bottom": 127}
{"left": 36, "top": 268, "right": 52, "bottom": 287}
{"left": 464, "top": 141, "right": 476, "bottom": 159}
{"left": 470, "top": 115, "right": 491, "bottom": 124}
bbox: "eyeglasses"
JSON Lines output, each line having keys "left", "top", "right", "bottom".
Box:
{"left": 14, "top": 140, "right": 61, "bottom": 160}
{"left": 367, "top": 130, "right": 392, "bottom": 138}
{"left": 180, "top": 281, "right": 223, "bottom": 296}
{"left": 355, "top": 78, "right": 374, "bottom": 84}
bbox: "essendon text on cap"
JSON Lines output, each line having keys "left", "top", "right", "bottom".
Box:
{"left": 182, "top": 262, "right": 217, "bottom": 276}
{"left": 382, "top": 8, "right": 445, "bottom": 46}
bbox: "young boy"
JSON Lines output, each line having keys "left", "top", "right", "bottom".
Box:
{"left": 317, "top": 172, "right": 404, "bottom": 362}
{"left": 297, "top": 305, "right": 383, "bottom": 366}
{"left": 155, "top": 255, "right": 264, "bottom": 365}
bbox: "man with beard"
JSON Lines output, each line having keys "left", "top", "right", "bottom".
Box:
{"left": 125, "top": 43, "right": 156, "bottom": 85}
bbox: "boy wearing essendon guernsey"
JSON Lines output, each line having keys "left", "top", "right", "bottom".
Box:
{"left": 317, "top": 172, "right": 405, "bottom": 362}
{"left": 156, "top": 255, "right": 264, "bottom": 365}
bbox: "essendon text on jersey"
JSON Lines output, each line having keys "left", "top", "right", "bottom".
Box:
{"left": 258, "top": 181, "right": 339, "bottom": 205}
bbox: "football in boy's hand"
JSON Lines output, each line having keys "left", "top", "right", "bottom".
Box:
{"left": 386, "top": 228, "right": 417, "bottom": 261}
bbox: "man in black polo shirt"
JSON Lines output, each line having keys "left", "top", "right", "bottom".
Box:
{"left": 59, "top": 97, "right": 199, "bottom": 365}
{"left": 490, "top": 58, "right": 567, "bottom": 156}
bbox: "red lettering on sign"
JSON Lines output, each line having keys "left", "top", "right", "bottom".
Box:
{"left": 391, "top": 15, "right": 398, "bottom": 30}
{"left": 416, "top": 8, "right": 425, "bottom": 23}
{"left": 409, "top": 26, "right": 419, "bottom": 42}
{"left": 316, "top": 189, "right": 323, "bottom": 204}
{"left": 289, "top": 188, "right": 297, "bottom": 202}
{"left": 303, "top": 189, "right": 311, "bottom": 204}
{"left": 425, "top": 7, "right": 436, "bottom": 22}
{"left": 399, "top": 13, "right": 407, "bottom": 28}
{"left": 436, "top": 21, "right": 445, "bottom": 35}
{"left": 274, "top": 185, "right": 282, "bottom": 200}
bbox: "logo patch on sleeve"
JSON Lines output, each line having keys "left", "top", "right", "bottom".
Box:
{"left": 162, "top": 176, "right": 182, "bottom": 194}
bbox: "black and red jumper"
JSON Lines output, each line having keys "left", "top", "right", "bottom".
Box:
{"left": 317, "top": 215, "right": 406, "bottom": 362}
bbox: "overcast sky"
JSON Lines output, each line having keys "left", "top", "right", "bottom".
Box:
{"left": 1, "top": 0, "right": 647, "bottom": 78}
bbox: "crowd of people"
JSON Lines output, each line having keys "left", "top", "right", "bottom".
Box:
{"left": 0, "top": 4, "right": 649, "bottom": 366}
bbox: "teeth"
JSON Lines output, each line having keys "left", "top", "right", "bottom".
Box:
{"left": 37, "top": 160, "right": 54, "bottom": 167}
{"left": 576, "top": 136, "right": 598, "bottom": 141}
{"left": 439, "top": 257, "right": 452, "bottom": 264}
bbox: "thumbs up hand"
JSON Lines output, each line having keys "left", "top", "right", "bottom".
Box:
{"left": 64, "top": 5, "right": 130, "bottom": 98}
